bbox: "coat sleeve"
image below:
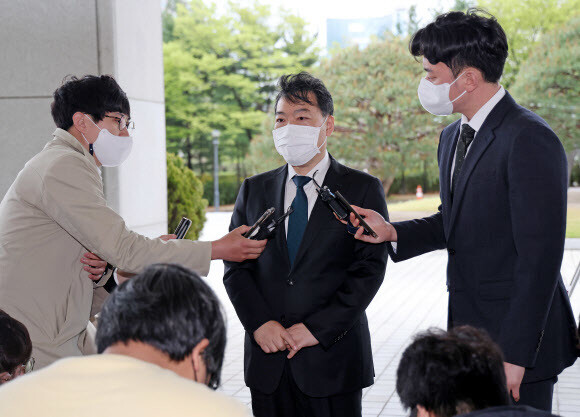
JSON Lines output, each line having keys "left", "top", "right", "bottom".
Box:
{"left": 389, "top": 209, "right": 446, "bottom": 262}
{"left": 498, "top": 123, "right": 568, "bottom": 367}
{"left": 303, "top": 178, "right": 389, "bottom": 349}
{"left": 223, "top": 180, "right": 275, "bottom": 335}
{"left": 37, "top": 154, "right": 211, "bottom": 276}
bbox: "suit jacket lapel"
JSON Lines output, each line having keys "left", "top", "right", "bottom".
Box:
{"left": 264, "top": 165, "right": 291, "bottom": 269}
{"left": 291, "top": 156, "right": 345, "bottom": 268}
{"left": 440, "top": 122, "right": 460, "bottom": 235}
{"left": 447, "top": 92, "right": 515, "bottom": 232}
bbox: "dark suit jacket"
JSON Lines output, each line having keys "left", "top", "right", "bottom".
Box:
{"left": 224, "top": 156, "right": 389, "bottom": 397}
{"left": 388, "top": 92, "right": 578, "bottom": 382}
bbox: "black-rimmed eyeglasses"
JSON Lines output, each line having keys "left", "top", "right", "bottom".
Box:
{"left": 105, "top": 115, "right": 135, "bottom": 131}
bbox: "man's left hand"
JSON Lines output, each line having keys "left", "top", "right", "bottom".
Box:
{"left": 504, "top": 362, "right": 525, "bottom": 402}
{"left": 286, "top": 323, "right": 319, "bottom": 359}
{"left": 80, "top": 252, "right": 107, "bottom": 281}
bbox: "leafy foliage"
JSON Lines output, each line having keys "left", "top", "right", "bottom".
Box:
{"left": 511, "top": 17, "right": 580, "bottom": 152}
{"left": 167, "top": 152, "right": 207, "bottom": 240}
{"left": 163, "top": 0, "right": 318, "bottom": 177}
{"left": 318, "top": 36, "right": 450, "bottom": 195}
{"left": 479, "top": 0, "right": 580, "bottom": 88}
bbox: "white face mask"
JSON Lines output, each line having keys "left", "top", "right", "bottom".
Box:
{"left": 272, "top": 117, "right": 328, "bottom": 166}
{"left": 417, "top": 72, "right": 467, "bottom": 116}
{"left": 82, "top": 115, "right": 134, "bottom": 167}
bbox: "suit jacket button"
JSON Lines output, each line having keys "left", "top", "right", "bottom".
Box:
{"left": 287, "top": 279, "right": 294, "bottom": 286}
{"left": 448, "top": 248, "right": 456, "bottom": 255}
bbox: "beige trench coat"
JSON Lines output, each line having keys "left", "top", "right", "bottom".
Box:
{"left": 0, "top": 129, "right": 211, "bottom": 368}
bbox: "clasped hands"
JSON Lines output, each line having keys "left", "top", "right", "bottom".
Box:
{"left": 253, "top": 320, "right": 318, "bottom": 359}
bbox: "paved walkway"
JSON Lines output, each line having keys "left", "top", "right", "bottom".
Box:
{"left": 200, "top": 212, "right": 580, "bottom": 416}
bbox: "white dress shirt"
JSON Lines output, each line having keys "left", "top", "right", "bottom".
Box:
{"left": 284, "top": 151, "right": 331, "bottom": 236}
{"left": 450, "top": 86, "right": 505, "bottom": 188}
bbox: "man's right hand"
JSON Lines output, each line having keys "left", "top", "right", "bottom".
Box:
{"left": 345, "top": 205, "right": 397, "bottom": 244}
{"left": 253, "top": 321, "right": 298, "bottom": 354}
{"left": 211, "top": 225, "right": 267, "bottom": 262}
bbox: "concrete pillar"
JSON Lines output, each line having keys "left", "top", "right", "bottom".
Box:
{"left": 0, "top": 0, "right": 168, "bottom": 237}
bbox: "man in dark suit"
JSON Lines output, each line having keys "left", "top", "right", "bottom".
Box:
{"left": 224, "top": 73, "right": 389, "bottom": 417}
{"left": 346, "top": 10, "right": 578, "bottom": 412}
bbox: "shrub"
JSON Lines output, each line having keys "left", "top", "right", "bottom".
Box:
{"left": 167, "top": 152, "right": 207, "bottom": 240}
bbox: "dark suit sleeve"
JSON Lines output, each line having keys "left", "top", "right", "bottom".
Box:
{"left": 388, "top": 208, "right": 446, "bottom": 262}
{"left": 223, "top": 180, "right": 275, "bottom": 335}
{"left": 303, "top": 178, "right": 389, "bottom": 349}
{"left": 498, "top": 124, "right": 568, "bottom": 368}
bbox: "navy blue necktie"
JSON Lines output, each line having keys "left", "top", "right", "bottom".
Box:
{"left": 287, "top": 175, "right": 312, "bottom": 266}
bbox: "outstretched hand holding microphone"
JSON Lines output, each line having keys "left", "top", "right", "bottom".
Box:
{"left": 338, "top": 206, "right": 398, "bottom": 244}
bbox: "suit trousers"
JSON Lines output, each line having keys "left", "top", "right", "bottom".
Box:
{"left": 510, "top": 376, "right": 557, "bottom": 412}
{"left": 250, "top": 361, "right": 362, "bottom": 417}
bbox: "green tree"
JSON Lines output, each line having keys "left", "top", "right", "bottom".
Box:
{"left": 511, "top": 17, "right": 580, "bottom": 181}
{"left": 163, "top": 0, "right": 318, "bottom": 180}
{"left": 167, "top": 152, "right": 207, "bottom": 240}
{"left": 318, "top": 36, "right": 448, "bottom": 195}
{"left": 245, "top": 114, "right": 285, "bottom": 176}
{"left": 478, "top": 0, "right": 580, "bottom": 87}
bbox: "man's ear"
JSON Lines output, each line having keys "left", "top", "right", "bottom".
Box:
{"left": 325, "top": 115, "right": 335, "bottom": 137}
{"left": 191, "top": 338, "right": 210, "bottom": 377}
{"left": 72, "top": 112, "right": 88, "bottom": 133}
{"left": 462, "top": 68, "right": 481, "bottom": 93}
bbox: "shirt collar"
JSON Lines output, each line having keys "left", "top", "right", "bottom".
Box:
{"left": 461, "top": 86, "right": 505, "bottom": 133}
{"left": 287, "top": 151, "right": 331, "bottom": 185}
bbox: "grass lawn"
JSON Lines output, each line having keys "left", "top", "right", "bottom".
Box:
{"left": 389, "top": 195, "right": 580, "bottom": 238}
{"left": 388, "top": 195, "right": 441, "bottom": 212}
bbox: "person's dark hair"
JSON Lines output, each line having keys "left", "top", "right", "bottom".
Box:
{"left": 51, "top": 74, "right": 130, "bottom": 130}
{"left": 409, "top": 9, "right": 508, "bottom": 83}
{"left": 0, "top": 310, "right": 32, "bottom": 374}
{"left": 396, "top": 326, "right": 509, "bottom": 417}
{"left": 274, "top": 72, "right": 334, "bottom": 116}
{"left": 96, "top": 263, "right": 226, "bottom": 389}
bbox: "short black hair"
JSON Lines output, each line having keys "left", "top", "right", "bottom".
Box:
{"left": 96, "top": 263, "right": 226, "bottom": 389}
{"left": 51, "top": 74, "right": 131, "bottom": 130}
{"left": 409, "top": 9, "right": 508, "bottom": 83}
{"left": 0, "top": 310, "right": 32, "bottom": 375}
{"left": 396, "top": 326, "right": 509, "bottom": 417}
{"left": 274, "top": 72, "right": 334, "bottom": 116}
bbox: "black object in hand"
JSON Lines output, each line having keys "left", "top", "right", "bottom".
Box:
{"left": 243, "top": 208, "right": 275, "bottom": 239}
{"left": 174, "top": 217, "right": 192, "bottom": 239}
{"left": 244, "top": 207, "right": 294, "bottom": 240}
{"left": 312, "top": 178, "right": 378, "bottom": 238}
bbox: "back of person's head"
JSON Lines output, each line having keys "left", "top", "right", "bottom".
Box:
{"left": 95, "top": 263, "right": 226, "bottom": 389}
{"left": 0, "top": 310, "right": 33, "bottom": 384}
{"left": 275, "top": 72, "right": 334, "bottom": 116}
{"left": 409, "top": 9, "right": 508, "bottom": 83}
{"left": 51, "top": 74, "right": 130, "bottom": 130}
{"left": 397, "top": 326, "right": 509, "bottom": 417}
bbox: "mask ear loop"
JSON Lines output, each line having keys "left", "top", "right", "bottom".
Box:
{"left": 449, "top": 72, "right": 467, "bottom": 103}
{"left": 317, "top": 116, "right": 329, "bottom": 150}
{"left": 81, "top": 115, "right": 103, "bottom": 156}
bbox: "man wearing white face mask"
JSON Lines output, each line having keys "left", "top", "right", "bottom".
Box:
{"left": 344, "top": 10, "right": 578, "bottom": 412}
{"left": 224, "top": 73, "right": 389, "bottom": 417}
{"left": 0, "top": 75, "right": 267, "bottom": 370}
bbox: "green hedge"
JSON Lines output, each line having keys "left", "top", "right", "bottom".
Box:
{"left": 201, "top": 173, "right": 242, "bottom": 206}
{"left": 167, "top": 153, "right": 207, "bottom": 240}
